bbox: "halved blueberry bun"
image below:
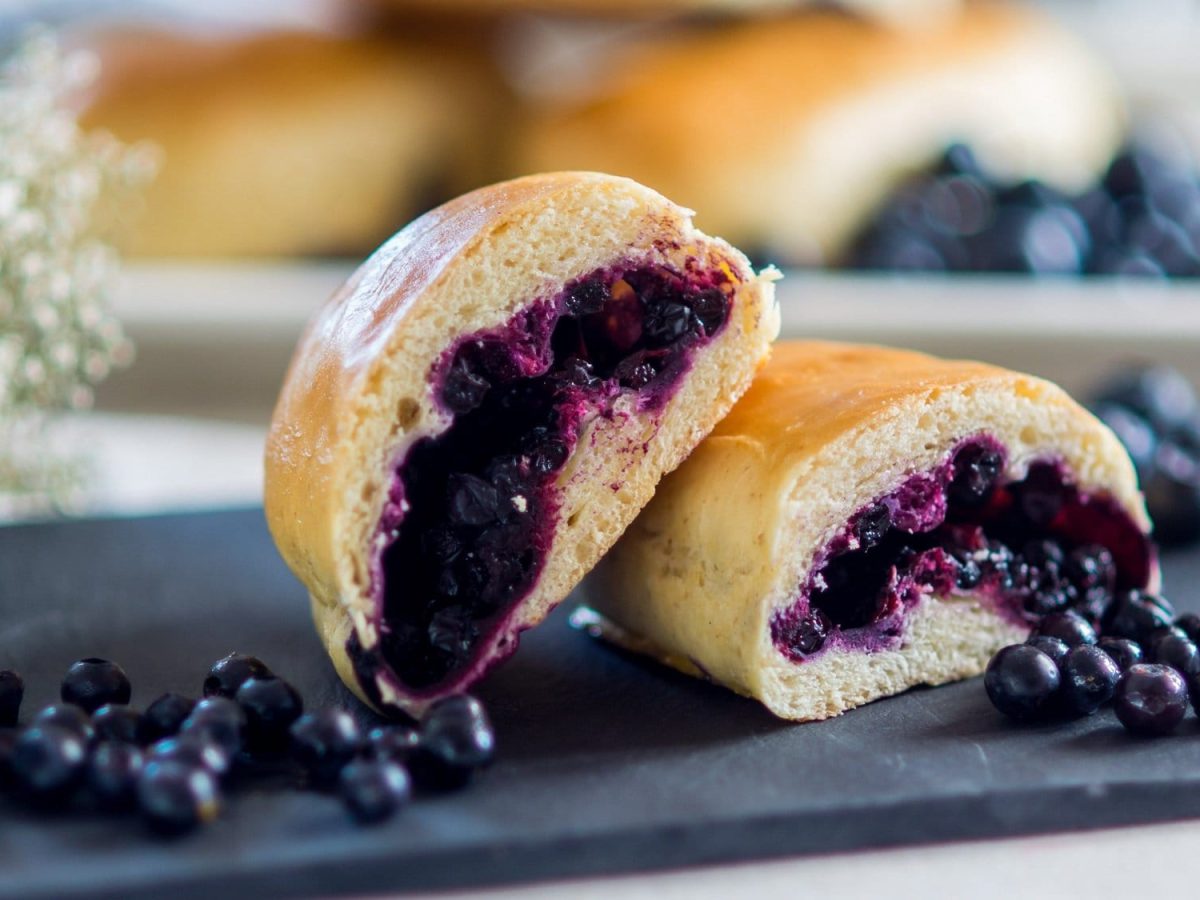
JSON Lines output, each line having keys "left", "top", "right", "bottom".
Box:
{"left": 585, "top": 342, "right": 1156, "bottom": 722}
{"left": 264, "top": 172, "right": 779, "bottom": 717}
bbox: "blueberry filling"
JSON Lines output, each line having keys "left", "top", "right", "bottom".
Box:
{"left": 771, "top": 437, "right": 1154, "bottom": 663}
{"left": 368, "top": 263, "right": 733, "bottom": 693}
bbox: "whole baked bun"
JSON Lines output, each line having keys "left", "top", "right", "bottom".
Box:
{"left": 264, "top": 172, "right": 779, "bottom": 716}
{"left": 76, "top": 28, "right": 503, "bottom": 258}
{"left": 584, "top": 341, "right": 1157, "bottom": 722}
{"left": 516, "top": 2, "right": 1123, "bottom": 263}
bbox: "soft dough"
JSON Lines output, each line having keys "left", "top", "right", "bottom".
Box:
{"left": 586, "top": 342, "right": 1156, "bottom": 721}
{"left": 264, "top": 172, "right": 779, "bottom": 716}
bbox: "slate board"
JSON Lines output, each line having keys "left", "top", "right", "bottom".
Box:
{"left": 2, "top": 509, "right": 1200, "bottom": 899}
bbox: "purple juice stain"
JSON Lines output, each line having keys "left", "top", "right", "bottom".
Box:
{"left": 771, "top": 436, "right": 1155, "bottom": 663}
{"left": 350, "top": 260, "right": 735, "bottom": 702}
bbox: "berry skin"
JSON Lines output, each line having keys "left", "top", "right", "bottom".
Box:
{"left": 289, "top": 710, "right": 362, "bottom": 785}
{"left": 148, "top": 735, "right": 232, "bottom": 780}
{"left": 1175, "top": 612, "right": 1200, "bottom": 644}
{"left": 1150, "top": 632, "right": 1200, "bottom": 677}
{"left": 10, "top": 725, "right": 88, "bottom": 803}
{"left": 179, "top": 697, "right": 246, "bottom": 758}
{"left": 1101, "top": 591, "right": 1174, "bottom": 644}
{"left": 137, "top": 761, "right": 221, "bottom": 835}
{"left": 34, "top": 704, "right": 95, "bottom": 743}
{"left": 61, "top": 658, "right": 132, "bottom": 713}
{"left": 203, "top": 653, "right": 272, "bottom": 699}
{"left": 364, "top": 726, "right": 421, "bottom": 763}
{"left": 984, "top": 645, "right": 1062, "bottom": 721}
{"left": 235, "top": 677, "right": 303, "bottom": 755}
{"left": 1060, "top": 645, "right": 1122, "bottom": 716}
{"left": 339, "top": 759, "right": 411, "bottom": 824}
{"left": 0, "top": 670, "right": 24, "bottom": 727}
{"left": 1097, "top": 637, "right": 1144, "bottom": 672}
{"left": 139, "top": 693, "right": 196, "bottom": 745}
{"left": 411, "top": 695, "right": 495, "bottom": 790}
{"left": 88, "top": 741, "right": 144, "bottom": 809}
{"left": 92, "top": 705, "right": 143, "bottom": 744}
{"left": 1025, "top": 636, "right": 1070, "bottom": 668}
{"left": 1114, "top": 664, "right": 1189, "bottom": 735}
{"left": 1034, "top": 611, "right": 1097, "bottom": 647}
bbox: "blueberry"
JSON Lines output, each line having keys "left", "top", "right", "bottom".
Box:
{"left": 1150, "top": 631, "right": 1200, "bottom": 677}
{"left": 148, "top": 735, "right": 231, "bottom": 780}
{"left": 1143, "top": 442, "right": 1200, "bottom": 546}
{"left": 563, "top": 278, "right": 608, "bottom": 317}
{"left": 854, "top": 503, "right": 891, "bottom": 550}
{"left": 137, "top": 761, "right": 221, "bottom": 835}
{"left": 363, "top": 725, "right": 421, "bottom": 763}
{"left": 952, "top": 552, "right": 983, "bottom": 590}
{"left": 1098, "top": 637, "right": 1144, "bottom": 672}
{"left": 10, "top": 725, "right": 88, "bottom": 803}
{"left": 289, "top": 710, "right": 362, "bottom": 785}
{"left": 179, "top": 697, "right": 246, "bottom": 758}
{"left": 139, "top": 693, "right": 196, "bottom": 745}
{"left": 235, "top": 677, "right": 304, "bottom": 756}
{"left": 936, "top": 143, "right": 985, "bottom": 179}
{"left": 92, "top": 705, "right": 143, "bottom": 744}
{"left": 1089, "top": 403, "right": 1158, "bottom": 477}
{"left": 1094, "top": 364, "right": 1198, "bottom": 433}
{"left": 1025, "top": 635, "right": 1070, "bottom": 668}
{"left": 613, "top": 353, "right": 658, "bottom": 389}
{"left": 774, "top": 608, "right": 831, "bottom": 658}
{"left": 852, "top": 227, "right": 946, "bottom": 272}
{"left": 1101, "top": 590, "right": 1174, "bottom": 644}
{"left": 553, "top": 356, "right": 598, "bottom": 388}
{"left": 203, "top": 652, "right": 272, "bottom": 699}
{"left": 411, "top": 694, "right": 495, "bottom": 790}
{"left": 1127, "top": 210, "right": 1200, "bottom": 276}
{"left": 689, "top": 288, "right": 729, "bottom": 335}
{"left": 442, "top": 361, "right": 490, "bottom": 415}
{"left": 33, "top": 704, "right": 95, "bottom": 743}
{"left": 1092, "top": 248, "right": 1167, "bottom": 278}
{"left": 983, "top": 645, "right": 1061, "bottom": 720}
{"left": 968, "top": 206, "right": 1084, "bottom": 274}
{"left": 0, "top": 728, "right": 19, "bottom": 786}
{"left": 1034, "top": 610, "right": 1097, "bottom": 647}
{"left": 1063, "top": 545, "right": 1117, "bottom": 593}
{"left": 0, "top": 670, "right": 23, "bottom": 727}
{"left": 339, "top": 759, "right": 411, "bottom": 824}
{"left": 446, "top": 473, "right": 502, "bottom": 527}
{"left": 949, "top": 444, "right": 1004, "bottom": 507}
{"left": 61, "top": 658, "right": 131, "bottom": 713}
{"left": 87, "top": 741, "right": 144, "bottom": 809}
{"left": 1175, "top": 612, "right": 1200, "bottom": 644}
{"left": 1113, "top": 664, "right": 1189, "bottom": 735}
{"left": 642, "top": 302, "right": 696, "bottom": 345}
{"left": 1060, "top": 645, "right": 1121, "bottom": 716}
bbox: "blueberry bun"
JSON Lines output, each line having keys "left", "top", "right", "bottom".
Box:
{"left": 264, "top": 172, "right": 779, "bottom": 716}
{"left": 585, "top": 342, "right": 1156, "bottom": 722}
{"left": 517, "top": 3, "right": 1122, "bottom": 263}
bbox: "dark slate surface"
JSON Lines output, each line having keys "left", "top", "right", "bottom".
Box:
{"left": 1, "top": 508, "right": 1200, "bottom": 899}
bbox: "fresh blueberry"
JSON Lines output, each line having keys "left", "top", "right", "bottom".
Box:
{"left": 339, "top": 759, "right": 411, "bottom": 824}
{"left": 1060, "top": 645, "right": 1121, "bottom": 716}
{"left": 1063, "top": 545, "right": 1117, "bottom": 592}
{"left": 411, "top": 694, "right": 495, "bottom": 790}
{"left": 1175, "top": 613, "right": 1200, "bottom": 644}
{"left": 563, "top": 278, "right": 608, "bottom": 317}
{"left": 10, "top": 725, "right": 88, "bottom": 803}
{"left": 1101, "top": 590, "right": 1174, "bottom": 644}
{"left": 1150, "top": 631, "right": 1200, "bottom": 677}
{"left": 1025, "top": 635, "right": 1070, "bottom": 668}
{"left": 442, "top": 361, "right": 491, "bottom": 415}
{"left": 949, "top": 444, "right": 1004, "bottom": 507}
{"left": 139, "top": 693, "right": 196, "bottom": 745}
{"left": 203, "top": 653, "right": 272, "bottom": 700}
{"left": 0, "top": 670, "right": 23, "bottom": 727}
{"left": 854, "top": 504, "right": 891, "bottom": 550}
{"left": 235, "top": 677, "right": 303, "bottom": 756}
{"left": 1143, "top": 442, "right": 1200, "bottom": 546}
{"left": 289, "top": 710, "right": 362, "bottom": 785}
{"left": 61, "top": 658, "right": 131, "bottom": 713}
{"left": 689, "top": 288, "right": 729, "bottom": 335}
{"left": 33, "top": 704, "right": 95, "bottom": 743}
{"left": 148, "top": 735, "right": 231, "bottom": 780}
{"left": 446, "top": 474, "right": 502, "bottom": 527}
{"left": 1113, "top": 664, "right": 1189, "bottom": 735}
{"left": 91, "top": 705, "right": 143, "bottom": 744}
{"left": 179, "top": 697, "right": 246, "bottom": 758}
{"left": 1034, "top": 610, "right": 1097, "bottom": 647}
{"left": 1097, "top": 637, "right": 1144, "bottom": 672}
{"left": 1093, "top": 364, "right": 1198, "bottom": 433}
{"left": 984, "top": 645, "right": 1061, "bottom": 721}
{"left": 87, "top": 741, "right": 144, "bottom": 809}
{"left": 363, "top": 726, "right": 421, "bottom": 764}
{"left": 137, "top": 760, "right": 221, "bottom": 835}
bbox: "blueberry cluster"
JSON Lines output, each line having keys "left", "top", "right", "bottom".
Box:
{"left": 848, "top": 141, "right": 1200, "bottom": 277}
{"left": 0, "top": 652, "right": 495, "bottom": 834}
{"left": 1087, "top": 363, "right": 1200, "bottom": 547}
{"left": 985, "top": 591, "right": 1200, "bottom": 735}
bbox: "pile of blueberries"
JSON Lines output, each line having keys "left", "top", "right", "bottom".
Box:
{"left": 847, "top": 141, "right": 1200, "bottom": 277}
{"left": 1088, "top": 363, "right": 1200, "bottom": 547}
{"left": 0, "top": 654, "right": 494, "bottom": 835}
{"left": 985, "top": 590, "right": 1200, "bottom": 735}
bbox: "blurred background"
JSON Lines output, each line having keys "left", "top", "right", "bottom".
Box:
{"left": 1, "top": 0, "right": 1199, "bottom": 535}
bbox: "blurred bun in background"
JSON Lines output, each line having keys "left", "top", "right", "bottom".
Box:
{"left": 515, "top": 1, "right": 1124, "bottom": 264}
{"left": 74, "top": 27, "right": 508, "bottom": 258}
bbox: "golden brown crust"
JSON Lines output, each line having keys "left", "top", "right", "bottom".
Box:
{"left": 589, "top": 341, "right": 1154, "bottom": 721}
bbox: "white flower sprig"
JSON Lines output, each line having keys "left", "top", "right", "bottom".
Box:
{"left": 0, "top": 31, "right": 157, "bottom": 516}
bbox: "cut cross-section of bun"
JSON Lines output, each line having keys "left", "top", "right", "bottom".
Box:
{"left": 584, "top": 341, "right": 1157, "bottom": 722}
{"left": 264, "top": 172, "right": 779, "bottom": 716}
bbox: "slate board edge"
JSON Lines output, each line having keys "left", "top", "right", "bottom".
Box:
{"left": 11, "top": 779, "right": 1200, "bottom": 900}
